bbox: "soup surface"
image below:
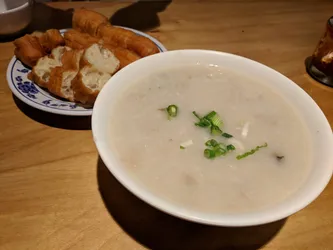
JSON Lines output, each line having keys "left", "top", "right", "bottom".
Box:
{"left": 108, "top": 64, "right": 312, "bottom": 214}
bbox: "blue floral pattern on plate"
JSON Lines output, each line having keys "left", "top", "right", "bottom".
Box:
{"left": 8, "top": 59, "right": 91, "bottom": 115}
{"left": 16, "top": 76, "right": 39, "bottom": 99}
{"left": 6, "top": 28, "right": 167, "bottom": 116}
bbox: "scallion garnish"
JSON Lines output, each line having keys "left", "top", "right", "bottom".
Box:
{"left": 218, "top": 142, "right": 227, "bottom": 150}
{"left": 204, "top": 139, "right": 235, "bottom": 160}
{"left": 204, "top": 111, "right": 216, "bottom": 120}
{"left": 193, "top": 110, "right": 224, "bottom": 134}
{"left": 161, "top": 104, "right": 178, "bottom": 120}
{"left": 205, "top": 139, "right": 218, "bottom": 147}
{"left": 211, "top": 125, "right": 223, "bottom": 136}
{"left": 196, "top": 119, "right": 211, "bottom": 127}
{"left": 193, "top": 111, "right": 211, "bottom": 127}
{"left": 226, "top": 144, "right": 236, "bottom": 151}
{"left": 204, "top": 149, "right": 216, "bottom": 159}
{"left": 167, "top": 105, "right": 178, "bottom": 118}
{"left": 192, "top": 111, "right": 201, "bottom": 120}
{"left": 206, "top": 111, "right": 223, "bottom": 127}
{"left": 236, "top": 143, "right": 268, "bottom": 160}
{"left": 222, "top": 132, "right": 233, "bottom": 138}
{"left": 215, "top": 148, "right": 227, "bottom": 157}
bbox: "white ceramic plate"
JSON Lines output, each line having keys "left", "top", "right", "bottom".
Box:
{"left": 92, "top": 50, "right": 333, "bottom": 227}
{"left": 7, "top": 28, "right": 167, "bottom": 116}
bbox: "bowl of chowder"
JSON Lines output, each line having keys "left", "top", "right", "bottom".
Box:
{"left": 92, "top": 50, "right": 333, "bottom": 227}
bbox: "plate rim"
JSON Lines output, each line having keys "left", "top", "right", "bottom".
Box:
{"left": 7, "top": 27, "right": 167, "bottom": 116}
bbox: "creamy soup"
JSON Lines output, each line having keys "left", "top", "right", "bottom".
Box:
{"left": 107, "top": 65, "right": 312, "bottom": 214}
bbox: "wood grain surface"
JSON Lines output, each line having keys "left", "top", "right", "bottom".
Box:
{"left": 0, "top": 1, "right": 333, "bottom": 249}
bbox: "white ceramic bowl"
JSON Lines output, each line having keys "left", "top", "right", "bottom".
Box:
{"left": 92, "top": 50, "right": 333, "bottom": 227}
{"left": 0, "top": 0, "right": 32, "bottom": 35}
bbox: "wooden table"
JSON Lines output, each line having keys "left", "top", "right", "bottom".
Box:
{"left": 1, "top": 1, "right": 333, "bottom": 249}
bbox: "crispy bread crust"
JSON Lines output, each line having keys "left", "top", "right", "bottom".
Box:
{"left": 102, "top": 43, "right": 140, "bottom": 68}
{"left": 13, "top": 35, "right": 46, "bottom": 68}
{"left": 73, "top": 8, "right": 108, "bottom": 36}
{"left": 65, "top": 30, "right": 140, "bottom": 69}
{"left": 72, "top": 9, "right": 159, "bottom": 57}
{"left": 35, "top": 29, "right": 65, "bottom": 54}
{"left": 64, "top": 29, "right": 100, "bottom": 50}
{"left": 96, "top": 23, "right": 159, "bottom": 57}
{"left": 13, "top": 30, "right": 65, "bottom": 68}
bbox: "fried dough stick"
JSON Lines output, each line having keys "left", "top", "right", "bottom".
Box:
{"left": 72, "top": 8, "right": 159, "bottom": 57}
{"left": 13, "top": 29, "right": 65, "bottom": 68}
{"left": 64, "top": 29, "right": 141, "bottom": 68}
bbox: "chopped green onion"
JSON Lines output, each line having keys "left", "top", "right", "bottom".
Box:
{"left": 204, "top": 111, "right": 216, "bottom": 120}
{"left": 222, "top": 132, "right": 233, "bottom": 138}
{"left": 193, "top": 110, "right": 224, "bottom": 135}
{"left": 167, "top": 105, "right": 178, "bottom": 118}
{"left": 204, "top": 140, "right": 233, "bottom": 160}
{"left": 192, "top": 111, "right": 201, "bottom": 120}
{"left": 204, "top": 112, "right": 216, "bottom": 126}
{"left": 195, "top": 118, "right": 211, "bottom": 128}
{"left": 193, "top": 112, "right": 211, "bottom": 127}
{"left": 160, "top": 104, "right": 178, "bottom": 120}
{"left": 180, "top": 146, "right": 185, "bottom": 149}
{"left": 218, "top": 142, "right": 227, "bottom": 150}
{"left": 227, "top": 144, "right": 236, "bottom": 151}
{"left": 211, "top": 125, "right": 222, "bottom": 135}
{"left": 204, "top": 149, "right": 216, "bottom": 159}
{"left": 215, "top": 147, "right": 227, "bottom": 157}
{"left": 236, "top": 143, "right": 268, "bottom": 160}
{"left": 205, "top": 111, "right": 223, "bottom": 127}
{"left": 205, "top": 139, "right": 218, "bottom": 147}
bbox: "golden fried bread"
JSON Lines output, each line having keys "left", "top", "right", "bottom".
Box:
{"left": 64, "top": 29, "right": 100, "bottom": 50}
{"left": 97, "top": 24, "right": 159, "bottom": 57}
{"left": 103, "top": 43, "right": 140, "bottom": 69}
{"left": 13, "top": 35, "right": 46, "bottom": 68}
{"left": 72, "top": 9, "right": 159, "bottom": 57}
{"left": 48, "top": 50, "right": 83, "bottom": 101}
{"left": 72, "top": 66, "right": 111, "bottom": 105}
{"left": 13, "top": 8, "right": 162, "bottom": 105}
{"left": 14, "top": 29, "right": 65, "bottom": 68}
{"left": 72, "top": 8, "right": 108, "bottom": 36}
{"left": 33, "top": 29, "right": 65, "bottom": 54}
{"left": 64, "top": 29, "right": 140, "bottom": 68}
{"left": 72, "top": 44, "right": 119, "bottom": 105}
{"left": 29, "top": 46, "right": 71, "bottom": 88}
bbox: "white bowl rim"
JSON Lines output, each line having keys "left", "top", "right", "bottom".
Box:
{"left": 92, "top": 49, "right": 333, "bottom": 227}
{"left": 0, "top": 2, "right": 29, "bottom": 15}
